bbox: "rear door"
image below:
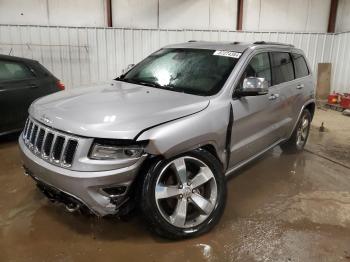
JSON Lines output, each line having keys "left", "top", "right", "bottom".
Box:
{"left": 268, "top": 52, "right": 296, "bottom": 138}
{"left": 0, "top": 59, "right": 40, "bottom": 133}
{"left": 229, "top": 51, "right": 282, "bottom": 167}
{"left": 288, "top": 53, "right": 313, "bottom": 132}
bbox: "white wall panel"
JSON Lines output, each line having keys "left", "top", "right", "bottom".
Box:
{"left": 112, "top": 0, "right": 158, "bottom": 28}
{"left": 243, "top": 0, "right": 331, "bottom": 33}
{"left": 48, "top": 0, "right": 106, "bottom": 27}
{"left": 242, "top": 0, "right": 260, "bottom": 31}
{"left": 336, "top": 0, "right": 350, "bottom": 32}
{"left": 0, "top": 0, "right": 106, "bottom": 27}
{"left": 0, "top": 0, "right": 49, "bottom": 25}
{"left": 159, "top": 0, "right": 209, "bottom": 29}
{"left": 1, "top": 25, "right": 349, "bottom": 94}
{"left": 209, "top": 0, "right": 237, "bottom": 30}
{"left": 306, "top": 0, "right": 331, "bottom": 32}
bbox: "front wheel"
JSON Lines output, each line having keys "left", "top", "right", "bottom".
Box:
{"left": 281, "top": 109, "right": 311, "bottom": 153}
{"left": 140, "top": 149, "right": 226, "bottom": 239}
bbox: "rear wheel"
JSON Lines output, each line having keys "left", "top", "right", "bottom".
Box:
{"left": 140, "top": 149, "right": 226, "bottom": 239}
{"left": 281, "top": 109, "right": 311, "bottom": 153}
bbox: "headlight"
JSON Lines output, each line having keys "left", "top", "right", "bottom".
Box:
{"left": 90, "top": 143, "right": 144, "bottom": 160}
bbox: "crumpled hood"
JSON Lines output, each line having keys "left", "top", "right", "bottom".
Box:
{"left": 29, "top": 81, "right": 209, "bottom": 139}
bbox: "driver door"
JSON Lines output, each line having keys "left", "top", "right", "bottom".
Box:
{"left": 228, "top": 52, "right": 282, "bottom": 168}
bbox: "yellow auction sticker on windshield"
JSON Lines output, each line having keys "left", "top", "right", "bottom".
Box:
{"left": 213, "top": 50, "right": 242, "bottom": 58}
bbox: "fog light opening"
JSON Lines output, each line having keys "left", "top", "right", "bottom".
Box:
{"left": 103, "top": 186, "right": 127, "bottom": 197}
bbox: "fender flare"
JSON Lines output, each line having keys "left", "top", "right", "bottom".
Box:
{"left": 287, "top": 99, "right": 315, "bottom": 139}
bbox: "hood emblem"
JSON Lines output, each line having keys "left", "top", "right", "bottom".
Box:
{"left": 40, "top": 114, "right": 53, "bottom": 125}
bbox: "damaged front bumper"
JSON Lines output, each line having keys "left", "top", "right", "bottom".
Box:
{"left": 19, "top": 137, "right": 146, "bottom": 216}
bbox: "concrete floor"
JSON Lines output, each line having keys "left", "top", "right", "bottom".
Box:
{"left": 0, "top": 109, "right": 350, "bottom": 262}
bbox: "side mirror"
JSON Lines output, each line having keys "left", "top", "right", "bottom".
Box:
{"left": 235, "top": 77, "right": 269, "bottom": 97}
{"left": 121, "top": 64, "right": 135, "bottom": 75}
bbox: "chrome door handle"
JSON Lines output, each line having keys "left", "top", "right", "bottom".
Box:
{"left": 296, "top": 84, "right": 304, "bottom": 89}
{"left": 268, "top": 93, "right": 279, "bottom": 100}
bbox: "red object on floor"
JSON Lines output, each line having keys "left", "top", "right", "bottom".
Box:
{"left": 340, "top": 94, "right": 350, "bottom": 109}
{"left": 328, "top": 93, "right": 339, "bottom": 104}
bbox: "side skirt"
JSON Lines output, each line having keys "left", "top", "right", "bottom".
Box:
{"left": 225, "top": 138, "right": 286, "bottom": 176}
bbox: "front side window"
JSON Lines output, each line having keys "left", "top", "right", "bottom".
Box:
{"left": 238, "top": 52, "right": 271, "bottom": 88}
{"left": 121, "top": 48, "right": 240, "bottom": 96}
{"left": 0, "top": 60, "right": 34, "bottom": 82}
{"left": 270, "top": 52, "right": 294, "bottom": 85}
{"left": 292, "top": 53, "right": 309, "bottom": 78}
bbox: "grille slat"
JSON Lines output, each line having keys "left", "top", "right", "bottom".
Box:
{"left": 43, "top": 133, "right": 54, "bottom": 158}
{"left": 35, "top": 129, "right": 45, "bottom": 153}
{"left": 52, "top": 136, "right": 65, "bottom": 162}
{"left": 26, "top": 122, "right": 33, "bottom": 141}
{"left": 22, "top": 117, "right": 79, "bottom": 168}
{"left": 30, "top": 125, "right": 38, "bottom": 145}
{"left": 23, "top": 119, "right": 29, "bottom": 139}
{"left": 63, "top": 140, "right": 78, "bottom": 166}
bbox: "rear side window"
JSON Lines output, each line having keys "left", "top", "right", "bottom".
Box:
{"left": 0, "top": 60, "right": 34, "bottom": 82}
{"left": 270, "top": 52, "right": 294, "bottom": 85}
{"left": 292, "top": 53, "right": 309, "bottom": 78}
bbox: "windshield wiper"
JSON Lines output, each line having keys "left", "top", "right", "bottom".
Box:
{"left": 115, "top": 78, "right": 177, "bottom": 90}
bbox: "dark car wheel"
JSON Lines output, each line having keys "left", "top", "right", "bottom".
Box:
{"left": 281, "top": 109, "right": 311, "bottom": 153}
{"left": 140, "top": 149, "right": 227, "bottom": 240}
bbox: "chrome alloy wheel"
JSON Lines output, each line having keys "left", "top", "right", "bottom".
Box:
{"left": 296, "top": 113, "right": 310, "bottom": 147}
{"left": 155, "top": 156, "right": 218, "bottom": 228}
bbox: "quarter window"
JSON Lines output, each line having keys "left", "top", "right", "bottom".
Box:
{"left": 0, "top": 60, "right": 34, "bottom": 82}
{"left": 292, "top": 53, "right": 309, "bottom": 78}
{"left": 239, "top": 52, "right": 271, "bottom": 88}
{"left": 270, "top": 52, "right": 294, "bottom": 85}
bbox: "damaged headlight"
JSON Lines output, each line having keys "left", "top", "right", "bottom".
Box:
{"left": 89, "top": 140, "right": 145, "bottom": 160}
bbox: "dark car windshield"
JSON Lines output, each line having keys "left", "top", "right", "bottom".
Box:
{"left": 119, "top": 48, "right": 240, "bottom": 96}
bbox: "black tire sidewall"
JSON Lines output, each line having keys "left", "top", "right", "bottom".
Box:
{"left": 141, "top": 149, "right": 227, "bottom": 239}
{"left": 295, "top": 109, "right": 311, "bottom": 150}
{"left": 281, "top": 109, "right": 312, "bottom": 153}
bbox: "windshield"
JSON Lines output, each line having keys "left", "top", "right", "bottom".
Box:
{"left": 119, "top": 48, "right": 240, "bottom": 96}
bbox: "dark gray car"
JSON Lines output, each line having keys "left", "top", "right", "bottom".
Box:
{"left": 19, "top": 41, "right": 315, "bottom": 239}
{"left": 0, "top": 55, "right": 64, "bottom": 136}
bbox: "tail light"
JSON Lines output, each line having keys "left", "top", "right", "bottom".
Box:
{"left": 56, "top": 80, "right": 65, "bottom": 90}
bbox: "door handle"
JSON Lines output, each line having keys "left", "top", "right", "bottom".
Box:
{"left": 27, "top": 84, "right": 38, "bottom": 88}
{"left": 296, "top": 84, "right": 304, "bottom": 89}
{"left": 268, "top": 93, "right": 280, "bottom": 100}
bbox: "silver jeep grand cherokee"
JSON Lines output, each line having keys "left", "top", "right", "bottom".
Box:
{"left": 19, "top": 41, "right": 315, "bottom": 239}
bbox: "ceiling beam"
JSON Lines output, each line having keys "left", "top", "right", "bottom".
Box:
{"left": 327, "top": 0, "right": 339, "bottom": 33}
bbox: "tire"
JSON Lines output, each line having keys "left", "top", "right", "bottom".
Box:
{"left": 140, "top": 149, "right": 226, "bottom": 240}
{"left": 281, "top": 109, "right": 311, "bottom": 153}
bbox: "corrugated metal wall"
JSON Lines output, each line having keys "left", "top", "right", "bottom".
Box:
{"left": 0, "top": 25, "right": 349, "bottom": 93}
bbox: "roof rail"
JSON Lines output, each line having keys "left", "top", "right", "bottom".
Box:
{"left": 253, "top": 41, "right": 294, "bottom": 47}
{"left": 188, "top": 40, "right": 197, "bottom": 42}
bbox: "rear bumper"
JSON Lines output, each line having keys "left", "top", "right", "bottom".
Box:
{"left": 19, "top": 137, "right": 146, "bottom": 216}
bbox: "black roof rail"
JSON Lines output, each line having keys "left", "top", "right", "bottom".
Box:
{"left": 188, "top": 40, "right": 197, "bottom": 42}
{"left": 253, "top": 41, "right": 294, "bottom": 47}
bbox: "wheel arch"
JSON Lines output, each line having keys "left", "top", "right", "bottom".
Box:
{"left": 288, "top": 99, "right": 315, "bottom": 139}
{"left": 304, "top": 101, "right": 316, "bottom": 120}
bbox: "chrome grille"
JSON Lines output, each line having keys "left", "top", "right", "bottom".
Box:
{"left": 22, "top": 117, "right": 78, "bottom": 168}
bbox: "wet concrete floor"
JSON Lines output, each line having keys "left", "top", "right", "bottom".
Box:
{"left": 1, "top": 109, "right": 350, "bottom": 261}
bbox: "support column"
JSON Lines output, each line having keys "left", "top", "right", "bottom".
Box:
{"left": 106, "top": 0, "right": 113, "bottom": 27}
{"left": 327, "top": 0, "right": 339, "bottom": 33}
{"left": 236, "top": 0, "right": 244, "bottom": 31}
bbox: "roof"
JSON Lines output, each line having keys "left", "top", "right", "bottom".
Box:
{"left": 164, "top": 41, "right": 296, "bottom": 53}
{"left": 0, "top": 54, "right": 37, "bottom": 63}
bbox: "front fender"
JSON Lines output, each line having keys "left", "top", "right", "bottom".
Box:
{"left": 136, "top": 100, "right": 231, "bottom": 167}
